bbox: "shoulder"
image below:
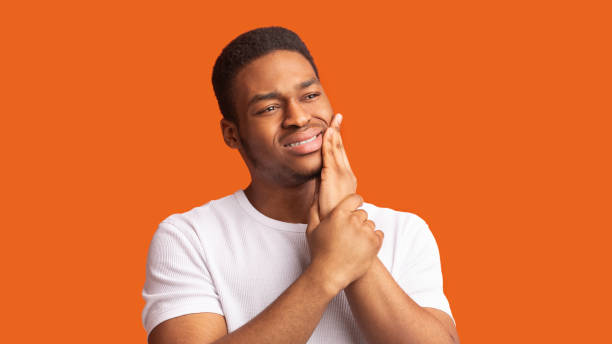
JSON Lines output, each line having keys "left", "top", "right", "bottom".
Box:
{"left": 145, "top": 191, "right": 242, "bottom": 263}
{"left": 361, "top": 201, "right": 428, "bottom": 231}
{"left": 361, "top": 201, "right": 437, "bottom": 247}
{"left": 158, "top": 191, "right": 240, "bottom": 234}
{"left": 145, "top": 192, "right": 242, "bottom": 257}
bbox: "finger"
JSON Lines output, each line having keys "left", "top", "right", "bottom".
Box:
{"left": 306, "top": 179, "right": 321, "bottom": 232}
{"left": 328, "top": 114, "right": 352, "bottom": 174}
{"left": 335, "top": 128, "right": 353, "bottom": 173}
{"left": 335, "top": 193, "right": 363, "bottom": 213}
{"left": 331, "top": 125, "right": 348, "bottom": 170}
{"left": 364, "top": 219, "right": 376, "bottom": 231}
{"left": 322, "top": 126, "right": 335, "bottom": 169}
{"left": 352, "top": 209, "right": 368, "bottom": 223}
{"left": 334, "top": 113, "right": 343, "bottom": 130}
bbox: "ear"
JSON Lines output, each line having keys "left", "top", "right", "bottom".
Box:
{"left": 220, "top": 118, "right": 241, "bottom": 149}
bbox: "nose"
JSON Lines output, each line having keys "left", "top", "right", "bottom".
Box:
{"left": 282, "top": 99, "right": 310, "bottom": 128}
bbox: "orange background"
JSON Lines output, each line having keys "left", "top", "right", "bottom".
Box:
{"left": 1, "top": 1, "right": 610, "bottom": 342}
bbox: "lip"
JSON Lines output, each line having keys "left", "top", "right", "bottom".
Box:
{"left": 283, "top": 131, "right": 323, "bottom": 155}
{"left": 281, "top": 127, "right": 325, "bottom": 147}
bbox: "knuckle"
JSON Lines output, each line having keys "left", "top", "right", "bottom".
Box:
{"left": 368, "top": 234, "right": 379, "bottom": 246}
{"left": 362, "top": 222, "right": 372, "bottom": 231}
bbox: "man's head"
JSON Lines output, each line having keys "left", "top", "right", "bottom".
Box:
{"left": 213, "top": 27, "right": 334, "bottom": 187}
{"left": 212, "top": 26, "right": 320, "bottom": 122}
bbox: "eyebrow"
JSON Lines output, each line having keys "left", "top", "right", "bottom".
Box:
{"left": 298, "top": 77, "right": 319, "bottom": 89}
{"left": 247, "top": 78, "right": 320, "bottom": 107}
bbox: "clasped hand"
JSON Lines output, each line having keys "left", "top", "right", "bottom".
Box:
{"left": 305, "top": 114, "right": 384, "bottom": 292}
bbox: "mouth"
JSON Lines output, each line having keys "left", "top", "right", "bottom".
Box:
{"left": 282, "top": 131, "right": 324, "bottom": 155}
{"left": 283, "top": 131, "right": 322, "bottom": 147}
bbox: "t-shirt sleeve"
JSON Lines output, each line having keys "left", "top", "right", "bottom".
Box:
{"left": 394, "top": 213, "right": 454, "bottom": 323}
{"left": 141, "top": 219, "right": 224, "bottom": 336}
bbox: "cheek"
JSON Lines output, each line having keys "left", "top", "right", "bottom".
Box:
{"left": 243, "top": 127, "right": 278, "bottom": 152}
{"left": 302, "top": 102, "right": 332, "bottom": 124}
{"left": 317, "top": 109, "right": 334, "bottom": 127}
{"left": 315, "top": 97, "right": 334, "bottom": 124}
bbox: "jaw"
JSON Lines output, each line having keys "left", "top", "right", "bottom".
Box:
{"left": 284, "top": 148, "right": 322, "bottom": 172}
{"left": 285, "top": 153, "right": 323, "bottom": 185}
{"left": 239, "top": 137, "right": 323, "bottom": 186}
{"left": 260, "top": 151, "right": 323, "bottom": 187}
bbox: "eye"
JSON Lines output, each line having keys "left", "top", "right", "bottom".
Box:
{"left": 258, "top": 105, "right": 279, "bottom": 114}
{"left": 304, "top": 93, "right": 320, "bottom": 100}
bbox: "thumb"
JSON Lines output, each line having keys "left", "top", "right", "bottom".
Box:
{"left": 306, "top": 179, "right": 321, "bottom": 233}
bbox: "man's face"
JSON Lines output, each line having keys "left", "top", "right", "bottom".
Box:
{"left": 231, "top": 50, "right": 334, "bottom": 186}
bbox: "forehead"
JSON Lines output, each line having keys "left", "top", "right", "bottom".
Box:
{"left": 233, "top": 50, "right": 317, "bottom": 101}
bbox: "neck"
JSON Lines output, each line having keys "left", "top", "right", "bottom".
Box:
{"left": 243, "top": 178, "right": 316, "bottom": 224}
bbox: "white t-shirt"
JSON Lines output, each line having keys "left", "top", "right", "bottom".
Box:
{"left": 142, "top": 190, "right": 453, "bottom": 342}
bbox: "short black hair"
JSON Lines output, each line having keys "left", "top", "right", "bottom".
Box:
{"left": 212, "top": 26, "right": 319, "bottom": 122}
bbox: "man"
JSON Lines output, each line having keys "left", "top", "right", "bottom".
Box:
{"left": 142, "top": 27, "right": 459, "bottom": 344}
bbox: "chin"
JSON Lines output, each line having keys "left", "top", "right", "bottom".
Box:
{"left": 296, "top": 154, "right": 322, "bottom": 172}
{"left": 287, "top": 157, "right": 322, "bottom": 184}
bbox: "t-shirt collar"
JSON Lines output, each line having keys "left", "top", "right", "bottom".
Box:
{"left": 233, "top": 189, "right": 308, "bottom": 233}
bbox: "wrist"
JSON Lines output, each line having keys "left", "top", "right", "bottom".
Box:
{"left": 345, "top": 257, "right": 380, "bottom": 294}
{"left": 305, "top": 260, "right": 344, "bottom": 298}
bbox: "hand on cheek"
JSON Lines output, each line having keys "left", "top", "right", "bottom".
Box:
{"left": 318, "top": 113, "right": 358, "bottom": 219}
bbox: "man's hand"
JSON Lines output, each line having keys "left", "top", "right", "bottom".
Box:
{"left": 305, "top": 192, "right": 384, "bottom": 293}
{"left": 316, "top": 113, "right": 383, "bottom": 244}
{"left": 318, "top": 113, "right": 358, "bottom": 219}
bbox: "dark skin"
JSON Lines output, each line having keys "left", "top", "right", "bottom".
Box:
{"left": 221, "top": 50, "right": 336, "bottom": 224}
{"left": 149, "top": 49, "right": 459, "bottom": 344}
{"left": 221, "top": 50, "right": 458, "bottom": 343}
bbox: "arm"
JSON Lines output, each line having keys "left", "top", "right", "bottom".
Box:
{"left": 318, "top": 114, "right": 458, "bottom": 343}
{"left": 149, "top": 263, "right": 337, "bottom": 344}
{"left": 209, "top": 264, "right": 337, "bottom": 344}
{"left": 149, "top": 193, "right": 382, "bottom": 344}
{"left": 344, "top": 258, "right": 459, "bottom": 344}
{"left": 149, "top": 313, "right": 227, "bottom": 344}
{"left": 212, "top": 193, "right": 382, "bottom": 344}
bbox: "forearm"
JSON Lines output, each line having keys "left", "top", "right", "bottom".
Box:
{"left": 212, "top": 264, "right": 338, "bottom": 344}
{"left": 345, "top": 258, "right": 457, "bottom": 344}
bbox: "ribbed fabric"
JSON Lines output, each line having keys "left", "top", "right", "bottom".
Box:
{"left": 142, "top": 190, "right": 453, "bottom": 342}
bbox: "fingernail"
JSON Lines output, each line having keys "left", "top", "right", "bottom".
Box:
{"left": 336, "top": 114, "right": 343, "bottom": 127}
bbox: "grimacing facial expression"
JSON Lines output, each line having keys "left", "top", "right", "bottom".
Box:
{"left": 231, "top": 50, "right": 334, "bottom": 186}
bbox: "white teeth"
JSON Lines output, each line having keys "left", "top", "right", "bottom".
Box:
{"left": 287, "top": 133, "right": 319, "bottom": 147}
